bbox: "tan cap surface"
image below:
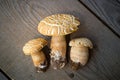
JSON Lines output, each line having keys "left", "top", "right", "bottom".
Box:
{"left": 38, "top": 14, "right": 80, "bottom": 36}
{"left": 23, "top": 38, "right": 47, "bottom": 55}
{"left": 69, "top": 38, "right": 93, "bottom": 49}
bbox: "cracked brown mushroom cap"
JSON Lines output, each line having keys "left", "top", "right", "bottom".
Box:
{"left": 69, "top": 38, "right": 93, "bottom": 70}
{"left": 38, "top": 14, "right": 80, "bottom": 69}
{"left": 69, "top": 38, "right": 93, "bottom": 49}
{"left": 23, "top": 38, "right": 47, "bottom": 55}
{"left": 38, "top": 14, "right": 80, "bottom": 36}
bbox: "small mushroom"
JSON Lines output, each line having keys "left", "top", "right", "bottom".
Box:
{"left": 23, "top": 38, "right": 48, "bottom": 72}
{"left": 69, "top": 38, "right": 93, "bottom": 70}
{"left": 38, "top": 14, "right": 80, "bottom": 69}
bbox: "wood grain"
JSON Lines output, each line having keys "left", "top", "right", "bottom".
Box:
{"left": 0, "top": 0, "right": 120, "bottom": 80}
{"left": 80, "top": 0, "right": 120, "bottom": 37}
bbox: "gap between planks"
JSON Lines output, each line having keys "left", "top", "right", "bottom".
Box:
{"left": 78, "top": 0, "right": 120, "bottom": 38}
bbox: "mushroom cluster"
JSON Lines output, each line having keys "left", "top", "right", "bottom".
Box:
{"left": 23, "top": 14, "right": 93, "bottom": 72}
{"left": 38, "top": 14, "right": 80, "bottom": 69}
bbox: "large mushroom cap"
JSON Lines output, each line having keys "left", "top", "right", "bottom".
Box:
{"left": 69, "top": 38, "right": 93, "bottom": 49}
{"left": 23, "top": 38, "right": 47, "bottom": 55}
{"left": 38, "top": 14, "right": 80, "bottom": 36}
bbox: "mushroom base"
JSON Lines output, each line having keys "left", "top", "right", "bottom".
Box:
{"left": 31, "top": 51, "right": 48, "bottom": 72}
{"left": 70, "top": 46, "right": 89, "bottom": 66}
{"left": 70, "top": 60, "right": 81, "bottom": 70}
{"left": 51, "top": 57, "right": 66, "bottom": 69}
{"left": 50, "top": 36, "right": 66, "bottom": 69}
{"left": 36, "top": 60, "right": 48, "bottom": 72}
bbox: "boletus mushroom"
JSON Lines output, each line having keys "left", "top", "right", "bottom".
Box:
{"left": 23, "top": 38, "right": 48, "bottom": 72}
{"left": 38, "top": 14, "right": 80, "bottom": 69}
{"left": 69, "top": 38, "right": 93, "bottom": 70}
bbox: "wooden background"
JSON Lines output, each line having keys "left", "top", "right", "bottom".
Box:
{"left": 0, "top": 0, "right": 120, "bottom": 80}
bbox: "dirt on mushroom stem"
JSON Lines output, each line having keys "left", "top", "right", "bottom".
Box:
{"left": 69, "top": 38, "right": 93, "bottom": 70}
{"left": 31, "top": 51, "right": 48, "bottom": 72}
{"left": 70, "top": 46, "right": 89, "bottom": 70}
{"left": 22, "top": 38, "right": 48, "bottom": 72}
{"left": 37, "top": 14, "right": 80, "bottom": 70}
{"left": 50, "top": 35, "right": 67, "bottom": 69}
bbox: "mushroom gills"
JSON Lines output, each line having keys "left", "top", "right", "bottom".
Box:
{"left": 71, "top": 61, "right": 80, "bottom": 70}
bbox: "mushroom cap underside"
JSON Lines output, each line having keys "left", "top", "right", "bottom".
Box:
{"left": 69, "top": 38, "right": 93, "bottom": 49}
{"left": 23, "top": 38, "right": 47, "bottom": 55}
{"left": 38, "top": 14, "right": 80, "bottom": 36}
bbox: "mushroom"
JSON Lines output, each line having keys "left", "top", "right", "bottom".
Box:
{"left": 38, "top": 14, "right": 80, "bottom": 69}
{"left": 69, "top": 38, "right": 93, "bottom": 70}
{"left": 23, "top": 38, "right": 48, "bottom": 72}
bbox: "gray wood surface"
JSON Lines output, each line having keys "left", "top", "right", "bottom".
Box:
{"left": 80, "top": 0, "right": 120, "bottom": 37}
{"left": 0, "top": 0, "right": 120, "bottom": 80}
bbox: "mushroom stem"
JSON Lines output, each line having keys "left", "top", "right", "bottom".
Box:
{"left": 31, "top": 51, "right": 47, "bottom": 72}
{"left": 31, "top": 51, "right": 46, "bottom": 67}
{"left": 70, "top": 46, "right": 89, "bottom": 70}
{"left": 50, "top": 36, "right": 66, "bottom": 69}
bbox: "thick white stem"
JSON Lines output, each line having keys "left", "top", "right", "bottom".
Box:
{"left": 70, "top": 46, "right": 89, "bottom": 66}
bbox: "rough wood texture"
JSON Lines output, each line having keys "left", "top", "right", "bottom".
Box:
{"left": 80, "top": 0, "right": 120, "bottom": 36}
{"left": 0, "top": 0, "right": 120, "bottom": 80}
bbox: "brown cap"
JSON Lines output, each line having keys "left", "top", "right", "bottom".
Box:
{"left": 69, "top": 38, "right": 93, "bottom": 49}
{"left": 38, "top": 14, "right": 80, "bottom": 36}
{"left": 23, "top": 38, "right": 47, "bottom": 55}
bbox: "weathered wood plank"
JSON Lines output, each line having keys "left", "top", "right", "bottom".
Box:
{"left": 80, "top": 0, "right": 120, "bottom": 37}
{"left": 0, "top": 0, "right": 120, "bottom": 80}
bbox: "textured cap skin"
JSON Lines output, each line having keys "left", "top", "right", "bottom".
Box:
{"left": 23, "top": 38, "right": 47, "bottom": 55}
{"left": 69, "top": 38, "right": 93, "bottom": 49}
{"left": 38, "top": 14, "right": 80, "bottom": 36}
